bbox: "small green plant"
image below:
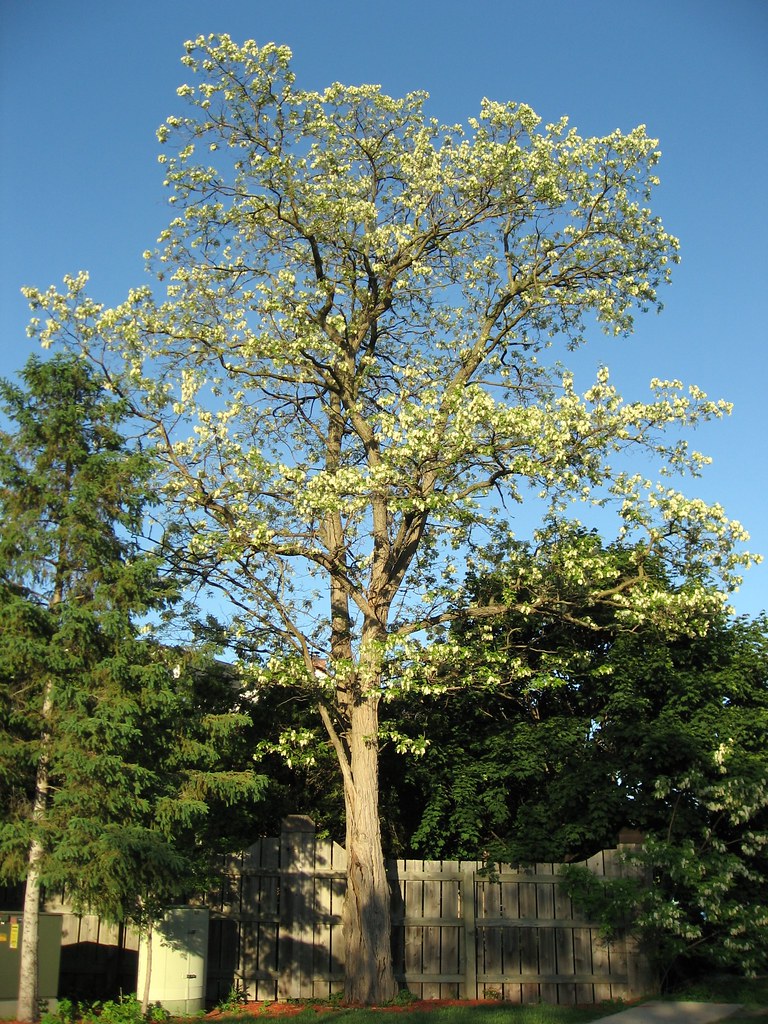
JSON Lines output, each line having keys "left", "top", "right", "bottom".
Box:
{"left": 216, "top": 984, "right": 249, "bottom": 1014}
{"left": 42, "top": 999, "right": 77, "bottom": 1024}
{"left": 75, "top": 995, "right": 170, "bottom": 1024}
{"left": 388, "top": 989, "right": 418, "bottom": 1006}
{"left": 145, "top": 1004, "right": 171, "bottom": 1024}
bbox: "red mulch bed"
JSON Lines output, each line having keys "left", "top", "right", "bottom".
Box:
{"left": 207, "top": 1001, "right": 510, "bottom": 1017}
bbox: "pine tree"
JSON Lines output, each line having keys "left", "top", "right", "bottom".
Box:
{"left": 0, "top": 354, "right": 265, "bottom": 1021}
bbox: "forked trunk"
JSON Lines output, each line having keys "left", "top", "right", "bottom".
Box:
{"left": 340, "top": 696, "right": 398, "bottom": 1004}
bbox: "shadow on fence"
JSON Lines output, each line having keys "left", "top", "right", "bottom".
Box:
{"left": 211, "top": 816, "right": 653, "bottom": 1005}
{"left": 205, "top": 814, "right": 346, "bottom": 1003}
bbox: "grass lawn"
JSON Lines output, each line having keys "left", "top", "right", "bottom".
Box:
{"left": 662, "top": 975, "right": 768, "bottom": 1021}
{"left": 209, "top": 977, "right": 768, "bottom": 1024}
{"left": 210, "top": 1003, "right": 624, "bottom": 1024}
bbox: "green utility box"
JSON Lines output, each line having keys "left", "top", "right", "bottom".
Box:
{"left": 0, "top": 912, "right": 63, "bottom": 1017}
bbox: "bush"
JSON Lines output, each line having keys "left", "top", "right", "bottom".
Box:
{"left": 42, "top": 995, "right": 171, "bottom": 1024}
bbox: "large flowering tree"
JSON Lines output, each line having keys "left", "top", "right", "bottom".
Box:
{"left": 23, "top": 37, "right": 755, "bottom": 1001}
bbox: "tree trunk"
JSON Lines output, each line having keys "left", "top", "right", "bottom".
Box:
{"left": 341, "top": 695, "right": 398, "bottom": 1004}
{"left": 17, "top": 681, "right": 54, "bottom": 1023}
{"left": 321, "top": 500, "right": 398, "bottom": 1003}
{"left": 16, "top": 844, "right": 43, "bottom": 1023}
{"left": 140, "top": 919, "right": 153, "bottom": 1016}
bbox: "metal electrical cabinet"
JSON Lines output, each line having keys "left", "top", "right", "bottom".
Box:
{"left": 136, "top": 908, "right": 209, "bottom": 1014}
{"left": 0, "top": 912, "right": 63, "bottom": 1017}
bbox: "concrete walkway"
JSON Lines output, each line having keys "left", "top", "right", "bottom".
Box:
{"left": 593, "top": 1002, "right": 744, "bottom": 1023}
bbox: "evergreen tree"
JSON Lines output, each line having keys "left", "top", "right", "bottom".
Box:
{"left": 0, "top": 354, "right": 266, "bottom": 1021}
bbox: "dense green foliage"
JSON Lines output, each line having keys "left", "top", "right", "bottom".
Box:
{"left": 377, "top": 536, "right": 768, "bottom": 979}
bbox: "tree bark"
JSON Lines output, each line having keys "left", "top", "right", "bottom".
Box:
{"left": 340, "top": 694, "right": 398, "bottom": 1004}
{"left": 140, "top": 919, "right": 154, "bottom": 1016}
{"left": 321, "top": 396, "right": 399, "bottom": 1001}
{"left": 17, "top": 681, "right": 54, "bottom": 1023}
{"left": 17, "top": 843, "right": 43, "bottom": 1023}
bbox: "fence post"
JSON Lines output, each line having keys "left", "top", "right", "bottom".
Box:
{"left": 460, "top": 863, "right": 477, "bottom": 998}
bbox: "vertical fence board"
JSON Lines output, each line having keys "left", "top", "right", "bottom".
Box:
{"left": 585, "top": 850, "right": 612, "bottom": 1003}
{"left": 390, "top": 860, "right": 406, "bottom": 988}
{"left": 573, "top": 926, "right": 595, "bottom": 1004}
{"left": 479, "top": 877, "right": 502, "bottom": 1000}
{"left": 592, "top": 934, "right": 613, "bottom": 1003}
{"left": 460, "top": 864, "right": 477, "bottom": 998}
{"left": 404, "top": 860, "right": 424, "bottom": 998}
{"left": 536, "top": 867, "right": 557, "bottom": 1005}
{"left": 439, "top": 869, "right": 460, "bottom": 999}
{"left": 207, "top": 916, "right": 240, "bottom": 1005}
{"left": 554, "top": 875, "right": 576, "bottom": 1005}
{"left": 238, "top": 844, "right": 257, "bottom": 1001}
{"left": 518, "top": 872, "right": 539, "bottom": 1004}
{"left": 499, "top": 873, "right": 520, "bottom": 1004}
{"left": 311, "top": 838, "right": 342, "bottom": 998}
{"left": 421, "top": 863, "right": 442, "bottom": 999}
{"left": 256, "top": 838, "right": 280, "bottom": 1000}
{"left": 312, "top": 840, "right": 330, "bottom": 999}
{"left": 329, "top": 841, "right": 346, "bottom": 996}
{"left": 278, "top": 818, "right": 316, "bottom": 999}
{"left": 601, "top": 848, "right": 624, "bottom": 1002}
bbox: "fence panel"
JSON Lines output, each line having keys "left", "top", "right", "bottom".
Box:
{"left": 34, "top": 895, "right": 138, "bottom": 1003}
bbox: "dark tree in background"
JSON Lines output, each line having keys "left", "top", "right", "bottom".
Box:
{"left": 382, "top": 535, "right": 768, "bottom": 979}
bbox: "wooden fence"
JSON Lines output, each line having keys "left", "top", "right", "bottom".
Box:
{"left": 0, "top": 816, "right": 651, "bottom": 1007}
{"left": 206, "top": 816, "right": 653, "bottom": 1006}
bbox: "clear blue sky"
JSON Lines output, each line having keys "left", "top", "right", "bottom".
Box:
{"left": 1, "top": 0, "right": 766, "bottom": 617}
